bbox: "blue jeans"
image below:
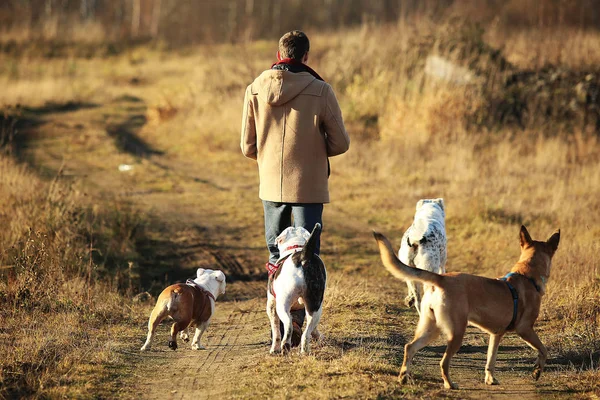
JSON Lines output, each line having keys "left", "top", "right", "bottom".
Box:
{"left": 262, "top": 201, "right": 323, "bottom": 264}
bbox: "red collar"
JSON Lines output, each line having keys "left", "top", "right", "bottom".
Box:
{"left": 283, "top": 244, "right": 303, "bottom": 253}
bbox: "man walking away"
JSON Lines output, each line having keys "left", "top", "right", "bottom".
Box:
{"left": 241, "top": 30, "right": 350, "bottom": 346}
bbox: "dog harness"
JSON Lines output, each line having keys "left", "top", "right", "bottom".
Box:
{"left": 266, "top": 243, "right": 322, "bottom": 299}
{"left": 184, "top": 280, "right": 214, "bottom": 324}
{"left": 265, "top": 245, "right": 304, "bottom": 277}
{"left": 499, "top": 272, "right": 541, "bottom": 330}
{"left": 186, "top": 279, "right": 216, "bottom": 301}
{"left": 266, "top": 253, "right": 295, "bottom": 299}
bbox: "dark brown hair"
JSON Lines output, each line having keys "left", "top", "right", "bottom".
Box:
{"left": 278, "top": 30, "right": 310, "bottom": 60}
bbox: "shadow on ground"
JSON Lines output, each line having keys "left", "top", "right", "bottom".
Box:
{"left": 548, "top": 349, "right": 600, "bottom": 371}
{"left": 134, "top": 219, "right": 265, "bottom": 297}
{"left": 1, "top": 101, "right": 99, "bottom": 160}
{"left": 105, "top": 95, "right": 163, "bottom": 158}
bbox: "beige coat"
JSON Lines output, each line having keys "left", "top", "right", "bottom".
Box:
{"left": 241, "top": 69, "right": 350, "bottom": 203}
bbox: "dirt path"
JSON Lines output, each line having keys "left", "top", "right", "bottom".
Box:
{"left": 134, "top": 293, "right": 266, "bottom": 399}
{"left": 14, "top": 98, "right": 584, "bottom": 399}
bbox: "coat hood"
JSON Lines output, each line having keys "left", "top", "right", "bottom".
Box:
{"left": 252, "top": 69, "right": 316, "bottom": 106}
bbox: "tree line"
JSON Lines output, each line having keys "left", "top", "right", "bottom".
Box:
{"left": 0, "top": 0, "right": 598, "bottom": 45}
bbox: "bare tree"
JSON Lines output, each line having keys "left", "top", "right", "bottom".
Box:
{"left": 80, "top": 0, "right": 97, "bottom": 20}
{"left": 2, "top": 0, "right": 598, "bottom": 46}
{"left": 151, "top": 0, "right": 161, "bottom": 37}
{"left": 131, "top": 0, "right": 141, "bottom": 37}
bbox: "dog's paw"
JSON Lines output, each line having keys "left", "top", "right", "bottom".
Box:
{"left": 404, "top": 295, "right": 415, "bottom": 308}
{"left": 398, "top": 371, "right": 411, "bottom": 385}
{"left": 180, "top": 332, "right": 190, "bottom": 343}
{"left": 269, "top": 345, "right": 281, "bottom": 354}
{"left": 282, "top": 343, "right": 291, "bottom": 355}
{"left": 532, "top": 367, "right": 542, "bottom": 381}
{"left": 443, "top": 380, "right": 459, "bottom": 390}
{"left": 485, "top": 375, "right": 499, "bottom": 385}
{"left": 140, "top": 345, "right": 149, "bottom": 351}
{"left": 192, "top": 344, "right": 206, "bottom": 350}
{"left": 168, "top": 340, "right": 178, "bottom": 350}
{"left": 269, "top": 340, "right": 281, "bottom": 354}
{"left": 300, "top": 342, "right": 309, "bottom": 355}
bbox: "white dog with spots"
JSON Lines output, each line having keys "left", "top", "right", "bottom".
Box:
{"left": 267, "top": 224, "right": 326, "bottom": 355}
{"left": 398, "top": 198, "right": 447, "bottom": 315}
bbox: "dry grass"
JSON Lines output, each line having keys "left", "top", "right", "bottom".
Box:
{"left": 486, "top": 27, "right": 600, "bottom": 70}
{"left": 0, "top": 156, "right": 148, "bottom": 398}
{"left": 227, "top": 277, "right": 446, "bottom": 399}
{"left": 1, "top": 10, "right": 599, "bottom": 397}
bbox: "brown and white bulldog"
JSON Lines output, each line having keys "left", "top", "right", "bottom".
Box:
{"left": 140, "top": 268, "right": 226, "bottom": 351}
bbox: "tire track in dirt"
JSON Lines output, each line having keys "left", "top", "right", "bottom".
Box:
{"left": 172, "top": 311, "right": 244, "bottom": 399}
{"left": 173, "top": 312, "right": 242, "bottom": 396}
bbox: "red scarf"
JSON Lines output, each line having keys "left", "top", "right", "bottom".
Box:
{"left": 271, "top": 58, "right": 324, "bottom": 82}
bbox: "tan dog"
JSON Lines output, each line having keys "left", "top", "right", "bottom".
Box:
{"left": 373, "top": 225, "right": 560, "bottom": 389}
{"left": 140, "top": 268, "right": 226, "bottom": 351}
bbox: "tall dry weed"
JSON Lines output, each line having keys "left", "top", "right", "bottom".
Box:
{"left": 0, "top": 156, "right": 146, "bottom": 397}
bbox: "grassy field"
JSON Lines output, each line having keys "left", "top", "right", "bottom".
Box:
{"left": 1, "top": 14, "right": 600, "bottom": 399}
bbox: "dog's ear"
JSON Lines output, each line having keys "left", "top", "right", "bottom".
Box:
{"left": 214, "top": 271, "right": 226, "bottom": 282}
{"left": 546, "top": 229, "right": 560, "bottom": 253}
{"left": 519, "top": 225, "right": 533, "bottom": 248}
{"left": 416, "top": 199, "right": 424, "bottom": 210}
{"left": 435, "top": 198, "right": 445, "bottom": 212}
{"left": 196, "top": 268, "right": 206, "bottom": 278}
{"left": 276, "top": 228, "right": 291, "bottom": 245}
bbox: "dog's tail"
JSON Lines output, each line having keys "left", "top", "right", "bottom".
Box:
{"left": 300, "top": 223, "right": 326, "bottom": 314}
{"left": 373, "top": 231, "right": 443, "bottom": 287}
{"left": 300, "top": 223, "right": 322, "bottom": 263}
{"left": 166, "top": 288, "right": 182, "bottom": 312}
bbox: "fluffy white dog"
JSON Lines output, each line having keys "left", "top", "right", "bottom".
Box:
{"left": 398, "top": 198, "right": 447, "bottom": 315}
